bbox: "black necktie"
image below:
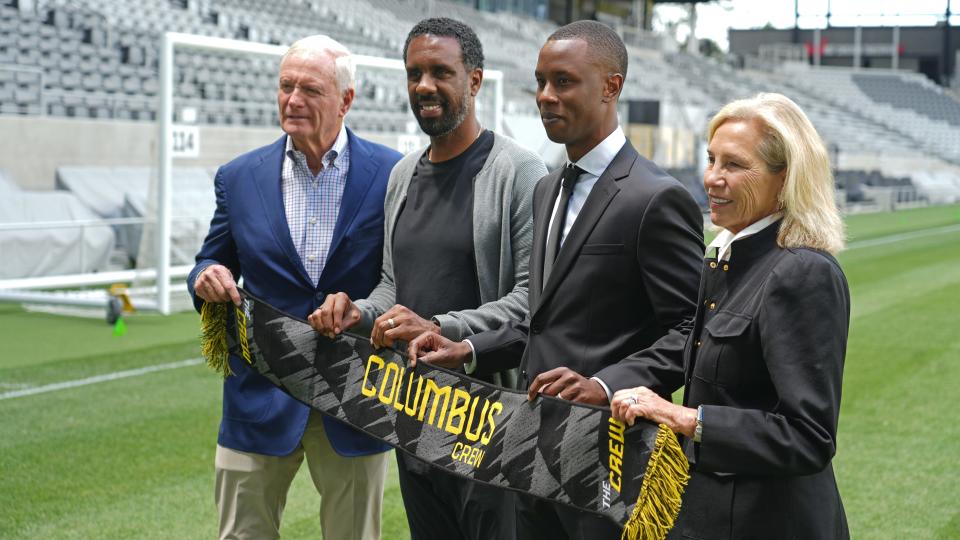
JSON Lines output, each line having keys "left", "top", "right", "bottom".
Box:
{"left": 543, "top": 164, "right": 583, "bottom": 287}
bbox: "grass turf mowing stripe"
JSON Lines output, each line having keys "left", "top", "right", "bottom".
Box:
{"left": 846, "top": 223, "right": 960, "bottom": 250}
{"left": 0, "top": 358, "right": 202, "bottom": 400}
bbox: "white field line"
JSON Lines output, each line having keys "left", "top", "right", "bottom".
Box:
{"left": 846, "top": 223, "right": 960, "bottom": 250}
{"left": 0, "top": 358, "right": 203, "bottom": 401}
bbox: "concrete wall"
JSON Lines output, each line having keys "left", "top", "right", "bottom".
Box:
{"left": 0, "top": 115, "right": 420, "bottom": 190}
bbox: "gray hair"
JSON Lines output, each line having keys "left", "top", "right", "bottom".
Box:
{"left": 281, "top": 35, "right": 355, "bottom": 93}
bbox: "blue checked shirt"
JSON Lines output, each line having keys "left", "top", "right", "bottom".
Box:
{"left": 282, "top": 126, "right": 350, "bottom": 284}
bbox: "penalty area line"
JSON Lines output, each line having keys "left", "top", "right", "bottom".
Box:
{"left": 0, "top": 358, "right": 204, "bottom": 401}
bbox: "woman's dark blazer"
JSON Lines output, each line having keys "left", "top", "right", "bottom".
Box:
{"left": 668, "top": 222, "right": 851, "bottom": 540}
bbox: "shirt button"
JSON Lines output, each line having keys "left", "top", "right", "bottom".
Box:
{"left": 310, "top": 217, "right": 318, "bottom": 225}
{"left": 709, "top": 261, "right": 717, "bottom": 269}
{"left": 307, "top": 254, "right": 316, "bottom": 262}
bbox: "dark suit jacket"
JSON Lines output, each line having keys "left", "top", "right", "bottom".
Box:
{"left": 469, "top": 141, "right": 703, "bottom": 395}
{"left": 188, "top": 130, "right": 401, "bottom": 457}
{"left": 670, "top": 222, "right": 850, "bottom": 540}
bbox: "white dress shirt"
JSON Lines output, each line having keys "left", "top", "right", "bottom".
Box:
{"left": 464, "top": 128, "right": 628, "bottom": 399}
{"left": 545, "top": 127, "right": 627, "bottom": 248}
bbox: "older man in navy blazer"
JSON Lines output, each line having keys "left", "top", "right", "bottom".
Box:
{"left": 188, "top": 35, "right": 401, "bottom": 540}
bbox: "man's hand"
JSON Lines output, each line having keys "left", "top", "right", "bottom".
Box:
{"left": 407, "top": 332, "right": 472, "bottom": 370}
{"left": 307, "top": 292, "right": 361, "bottom": 339}
{"left": 370, "top": 304, "right": 439, "bottom": 349}
{"left": 194, "top": 264, "right": 241, "bottom": 306}
{"left": 526, "top": 367, "right": 608, "bottom": 405}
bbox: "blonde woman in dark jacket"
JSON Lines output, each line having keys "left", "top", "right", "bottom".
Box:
{"left": 613, "top": 93, "right": 850, "bottom": 540}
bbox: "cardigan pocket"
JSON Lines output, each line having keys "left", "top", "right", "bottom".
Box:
{"left": 695, "top": 311, "right": 752, "bottom": 385}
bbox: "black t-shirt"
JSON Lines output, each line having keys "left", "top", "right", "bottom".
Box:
{"left": 393, "top": 130, "right": 495, "bottom": 319}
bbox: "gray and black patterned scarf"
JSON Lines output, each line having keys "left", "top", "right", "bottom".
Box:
{"left": 201, "top": 291, "right": 688, "bottom": 540}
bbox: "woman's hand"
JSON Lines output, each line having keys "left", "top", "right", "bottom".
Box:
{"left": 611, "top": 387, "right": 698, "bottom": 438}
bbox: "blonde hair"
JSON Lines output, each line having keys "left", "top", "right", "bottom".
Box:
{"left": 707, "top": 93, "right": 845, "bottom": 254}
{"left": 281, "top": 35, "right": 355, "bottom": 94}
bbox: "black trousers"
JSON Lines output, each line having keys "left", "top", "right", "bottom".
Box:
{"left": 515, "top": 492, "right": 622, "bottom": 540}
{"left": 396, "top": 451, "right": 517, "bottom": 540}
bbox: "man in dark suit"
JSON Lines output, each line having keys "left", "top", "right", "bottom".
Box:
{"left": 409, "top": 20, "right": 704, "bottom": 538}
{"left": 187, "top": 35, "right": 401, "bottom": 540}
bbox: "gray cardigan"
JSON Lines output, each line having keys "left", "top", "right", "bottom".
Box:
{"left": 355, "top": 133, "right": 546, "bottom": 376}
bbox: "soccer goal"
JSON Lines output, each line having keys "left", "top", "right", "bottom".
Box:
{"left": 0, "top": 31, "right": 503, "bottom": 318}
{"left": 153, "top": 32, "right": 504, "bottom": 313}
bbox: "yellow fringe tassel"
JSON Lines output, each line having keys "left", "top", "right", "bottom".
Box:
{"left": 621, "top": 424, "right": 691, "bottom": 540}
{"left": 200, "top": 302, "right": 231, "bottom": 377}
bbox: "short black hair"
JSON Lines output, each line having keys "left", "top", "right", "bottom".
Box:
{"left": 548, "top": 20, "right": 627, "bottom": 79}
{"left": 403, "top": 17, "right": 484, "bottom": 71}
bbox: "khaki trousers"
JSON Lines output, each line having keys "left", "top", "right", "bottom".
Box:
{"left": 215, "top": 411, "right": 389, "bottom": 540}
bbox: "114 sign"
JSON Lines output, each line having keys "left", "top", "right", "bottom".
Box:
{"left": 171, "top": 125, "right": 200, "bottom": 158}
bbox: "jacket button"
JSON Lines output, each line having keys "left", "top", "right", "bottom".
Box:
{"left": 709, "top": 261, "right": 717, "bottom": 269}
{"left": 695, "top": 340, "right": 702, "bottom": 347}
{"left": 723, "top": 264, "right": 729, "bottom": 271}
{"left": 530, "top": 323, "right": 542, "bottom": 334}
{"left": 708, "top": 302, "right": 716, "bottom": 310}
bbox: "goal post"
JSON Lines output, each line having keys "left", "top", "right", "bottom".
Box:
{"left": 155, "top": 32, "right": 504, "bottom": 314}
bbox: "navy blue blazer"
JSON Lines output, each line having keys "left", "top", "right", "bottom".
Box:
{"left": 188, "top": 129, "right": 401, "bottom": 457}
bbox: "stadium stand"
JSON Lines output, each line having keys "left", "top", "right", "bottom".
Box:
{"left": 854, "top": 73, "right": 960, "bottom": 127}
{"left": 783, "top": 66, "right": 960, "bottom": 165}
{"left": 0, "top": 0, "right": 550, "bottom": 127}
{"left": 3, "top": 0, "right": 955, "bottom": 172}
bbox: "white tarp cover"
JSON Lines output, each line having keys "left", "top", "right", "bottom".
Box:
{"left": 55, "top": 166, "right": 215, "bottom": 264}
{"left": 55, "top": 166, "right": 215, "bottom": 217}
{"left": 0, "top": 178, "right": 115, "bottom": 279}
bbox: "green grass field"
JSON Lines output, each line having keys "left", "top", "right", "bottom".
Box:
{"left": 2, "top": 204, "right": 959, "bottom": 539}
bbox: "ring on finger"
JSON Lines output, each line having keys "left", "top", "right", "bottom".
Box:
{"left": 388, "top": 317, "right": 396, "bottom": 329}
{"left": 625, "top": 397, "right": 637, "bottom": 405}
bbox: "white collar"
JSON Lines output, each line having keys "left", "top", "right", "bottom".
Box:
{"left": 285, "top": 124, "right": 349, "bottom": 169}
{"left": 567, "top": 128, "right": 626, "bottom": 178}
{"left": 707, "top": 213, "right": 783, "bottom": 261}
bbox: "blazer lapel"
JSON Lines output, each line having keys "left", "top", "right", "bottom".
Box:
{"left": 536, "top": 143, "right": 637, "bottom": 314}
{"left": 528, "top": 169, "right": 563, "bottom": 311}
{"left": 252, "top": 135, "right": 314, "bottom": 288}
{"left": 324, "top": 128, "right": 376, "bottom": 268}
